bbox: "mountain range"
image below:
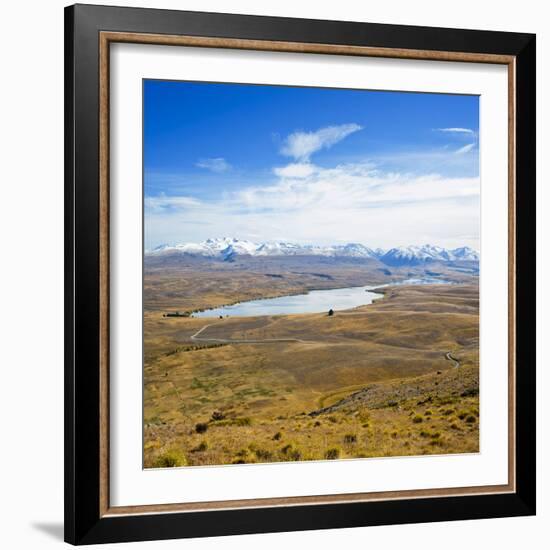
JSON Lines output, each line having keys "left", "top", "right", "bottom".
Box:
{"left": 147, "top": 237, "right": 479, "bottom": 267}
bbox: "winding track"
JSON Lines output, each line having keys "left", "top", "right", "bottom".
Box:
{"left": 190, "top": 322, "right": 312, "bottom": 345}
{"left": 445, "top": 351, "right": 460, "bottom": 368}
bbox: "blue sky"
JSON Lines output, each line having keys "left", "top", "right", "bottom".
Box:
{"left": 144, "top": 80, "right": 480, "bottom": 250}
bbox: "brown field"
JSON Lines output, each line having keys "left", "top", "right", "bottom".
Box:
{"left": 143, "top": 260, "right": 479, "bottom": 468}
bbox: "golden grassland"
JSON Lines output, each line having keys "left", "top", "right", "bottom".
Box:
{"left": 143, "top": 267, "right": 479, "bottom": 468}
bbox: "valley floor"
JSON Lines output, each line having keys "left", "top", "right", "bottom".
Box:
{"left": 143, "top": 273, "right": 479, "bottom": 468}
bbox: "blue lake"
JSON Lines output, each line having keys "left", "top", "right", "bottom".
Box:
{"left": 193, "top": 277, "right": 451, "bottom": 318}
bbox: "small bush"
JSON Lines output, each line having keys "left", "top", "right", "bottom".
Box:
{"left": 153, "top": 449, "right": 187, "bottom": 468}
{"left": 272, "top": 431, "right": 282, "bottom": 440}
{"left": 465, "top": 415, "right": 477, "bottom": 424}
{"left": 425, "top": 410, "right": 433, "bottom": 416}
{"left": 328, "top": 416, "right": 338, "bottom": 424}
{"left": 235, "top": 448, "right": 252, "bottom": 461}
{"left": 412, "top": 415, "right": 423, "bottom": 424}
{"left": 314, "top": 421, "right": 321, "bottom": 427}
{"left": 288, "top": 449, "right": 302, "bottom": 461}
{"left": 195, "top": 422, "right": 208, "bottom": 434}
{"left": 325, "top": 447, "right": 341, "bottom": 460}
{"left": 194, "top": 440, "right": 209, "bottom": 452}
{"left": 281, "top": 444, "right": 293, "bottom": 455}
{"left": 255, "top": 448, "right": 272, "bottom": 460}
{"left": 343, "top": 433, "right": 357, "bottom": 444}
{"left": 442, "top": 409, "right": 455, "bottom": 416}
{"left": 280, "top": 444, "right": 302, "bottom": 461}
{"left": 211, "top": 410, "right": 225, "bottom": 421}
{"left": 460, "top": 388, "right": 479, "bottom": 397}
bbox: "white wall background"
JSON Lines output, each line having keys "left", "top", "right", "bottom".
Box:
{"left": 0, "top": 0, "right": 546, "bottom": 548}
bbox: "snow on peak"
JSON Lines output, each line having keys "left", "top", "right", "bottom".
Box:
{"left": 146, "top": 238, "right": 479, "bottom": 265}
{"left": 381, "top": 244, "right": 479, "bottom": 266}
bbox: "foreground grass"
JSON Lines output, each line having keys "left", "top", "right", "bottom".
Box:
{"left": 143, "top": 280, "right": 479, "bottom": 467}
{"left": 145, "top": 363, "right": 479, "bottom": 467}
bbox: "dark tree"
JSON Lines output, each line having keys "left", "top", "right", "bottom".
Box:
{"left": 328, "top": 309, "right": 334, "bottom": 316}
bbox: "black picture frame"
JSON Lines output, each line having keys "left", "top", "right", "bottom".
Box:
{"left": 65, "top": 3, "right": 536, "bottom": 545}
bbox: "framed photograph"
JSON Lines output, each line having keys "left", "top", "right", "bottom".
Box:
{"left": 64, "top": 4, "right": 536, "bottom": 545}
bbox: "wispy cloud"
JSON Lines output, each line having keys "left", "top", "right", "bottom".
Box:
{"left": 280, "top": 123, "right": 362, "bottom": 162}
{"left": 145, "top": 160, "right": 479, "bottom": 250}
{"left": 455, "top": 143, "right": 476, "bottom": 155}
{"left": 273, "top": 163, "right": 317, "bottom": 179}
{"left": 196, "top": 157, "right": 232, "bottom": 173}
{"left": 436, "top": 127, "right": 475, "bottom": 135}
{"left": 145, "top": 194, "right": 202, "bottom": 213}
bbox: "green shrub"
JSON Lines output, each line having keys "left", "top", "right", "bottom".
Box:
{"left": 195, "top": 440, "right": 209, "bottom": 452}
{"left": 272, "top": 431, "right": 282, "bottom": 440}
{"left": 280, "top": 444, "right": 302, "bottom": 461}
{"left": 211, "top": 410, "right": 225, "bottom": 421}
{"left": 343, "top": 433, "right": 357, "bottom": 444}
{"left": 281, "top": 444, "right": 293, "bottom": 455}
{"left": 153, "top": 449, "right": 187, "bottom": 468}
{"left": 465, "top": 415, "right": 477, "bottom": 424}
{"left": 288, "top": 449, "right": 302, "bottom": 461}
{"left": 325, "top": 447, "right": 341, "bottom": 460}
{"left": 235, "top": 448, "right": 252, "bottom": 461}
{"left": 195, "top": 422, "right": 208, "bottom": 434}
{"left": 255, "top": 448, "right": 272, "bottom": 460}
{"left": 412, "top": 415, "right": 423, "bottom": 424}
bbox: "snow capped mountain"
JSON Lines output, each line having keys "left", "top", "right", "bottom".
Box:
{"left": 147, "top": 239, "right": 478, "bottom": 265}
{"left": 255, "top": 242, "right": 309, "bottom": 256}
{"left": 151, "top": 237, "right": 257, "bottom": 261}
{"left": 451, "top": 246, "right": 480, "bottom": 262}
{"left": 334, "top": 243, "right": 378, "bottom": 258}
{"left": 380, "top": 244, "right": 479, "bottom": 267}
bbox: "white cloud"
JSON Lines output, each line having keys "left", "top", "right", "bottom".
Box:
{"left": 145, "top": 161, "right": 480, "bottom": 251}
{"left": 280, "top": 123, "right": 362, "bottom": 161}
{"left": 196, "top": 157, "right": 231, "bottom": 173}
{"left": 455, "top": 143, "right": 476, "bottom": 154}
{"left": 145, "top": 194, "right": 202, "bottom": 213}
{"left": 273, "top": 163, "right": 317, "bottom": 178}
{"left": 437, "top": 127, "right": 475, "bottom": 135}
